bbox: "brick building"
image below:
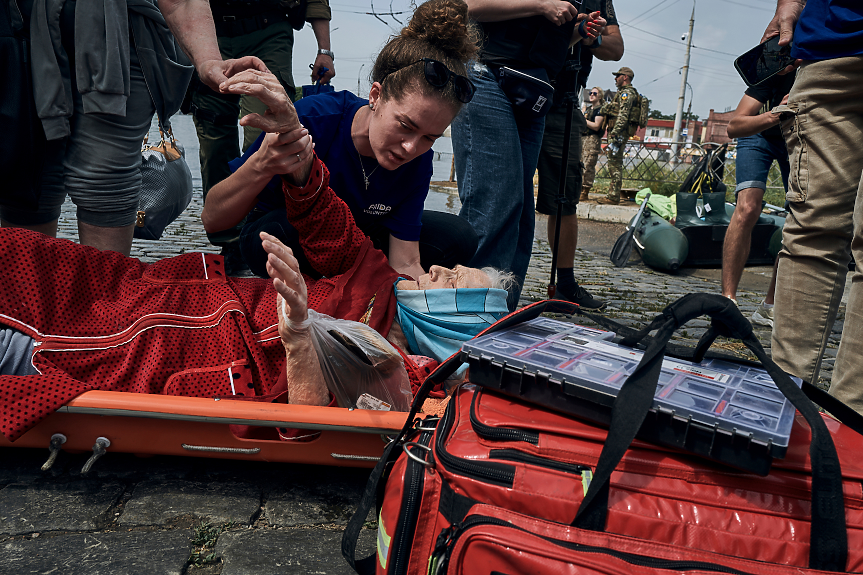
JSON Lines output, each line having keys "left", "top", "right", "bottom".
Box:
{"left": 701, "top": 109, "right": 736, "bottom": 144}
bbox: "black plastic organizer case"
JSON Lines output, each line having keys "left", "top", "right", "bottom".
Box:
{"left": 461, "top": 318, "right": 802, "bottom": 475}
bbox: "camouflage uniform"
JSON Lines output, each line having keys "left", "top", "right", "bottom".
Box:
{"left": 581, "top": 133, "right": 602, "bottom": 195}
{"left": 602, "top": 83, "right": 639, "bottom": 202}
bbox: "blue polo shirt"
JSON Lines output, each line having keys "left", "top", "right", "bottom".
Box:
{"left": 792, "top": 0, "right": 863, "bottom": 60}
{"left": 229, "top": 91, "right": 433, "bottom": 241}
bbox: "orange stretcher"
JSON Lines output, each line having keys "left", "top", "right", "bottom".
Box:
{"left": 0, "top": 391, "right": 415, "bottom": 468}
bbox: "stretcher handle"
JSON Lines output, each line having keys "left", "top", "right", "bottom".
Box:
{"left": 573, "top": 293, "right": 849, "bottom": 572}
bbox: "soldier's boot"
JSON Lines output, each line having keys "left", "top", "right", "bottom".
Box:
{"left": 579, "top": 185, "right": 591, "bottom": 201}
{"left": 703, "top": 191, "right": 732, "bottom": 226}
{"left": 600, "top": 173, "right": 621, "bottom": 205}
{"left": 674, "top": 192, "right": 704, "bottom": 228}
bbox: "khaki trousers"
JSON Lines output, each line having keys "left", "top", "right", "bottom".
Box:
{"left": 772, "top": 56, "right": 863, "bottom": 413}
{"left": 581, "top": 133, "right": 602, "bottom": 193}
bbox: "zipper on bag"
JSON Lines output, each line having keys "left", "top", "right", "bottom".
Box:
{"left": 436, "top": 397, "right": 516, "bottom": 487}
{"left": 439, "top": 392, "right": 590, "bottom": 488}
{"left": 469, "top": 391, "right": 539, "bottom": 445}
{"left": 488, "top": 448, "right": 589, "bottom": 475}
{"left": 432, "top": 514, "right": 757, "bottom": 575}
{"left": 388, "top": 420, "right": 437, "bottom": 575}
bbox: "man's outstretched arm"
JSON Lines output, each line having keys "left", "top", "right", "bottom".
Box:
{"left": 157, "top": 0, "right": 268, "bottom": 91}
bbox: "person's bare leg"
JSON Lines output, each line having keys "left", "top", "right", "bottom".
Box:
{"left": 1, "top": 219, "right": 59, "bottom": 237}
{"left": 262, "top": 231, "right": 330, "bottom": 406}
{"left": 78, "top": 221, "right": 135, "bottom": 256}
{"left": 721, "top": 188, "right": 764, "bottom": 300}
{"left": 546, "top": 213, "right": 578, "bottom": 264}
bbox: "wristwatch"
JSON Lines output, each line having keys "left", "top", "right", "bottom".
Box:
{"left": 317, "top": 49, "right": 335, "bottom": 60}
{"left": 589, "top": 34, "right": 603, "bottom": 49}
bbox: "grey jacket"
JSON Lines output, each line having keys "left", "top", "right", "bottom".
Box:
{"left": 30, "top": 0, "right": 194, "bottom": 140}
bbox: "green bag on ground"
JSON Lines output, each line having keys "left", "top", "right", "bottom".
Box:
{"left": 635, "top": 188, "right": 676, "bottom": 221}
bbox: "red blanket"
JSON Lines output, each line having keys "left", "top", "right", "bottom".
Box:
{"left": 0, "top": 157, "right": 415, "bottom": 441}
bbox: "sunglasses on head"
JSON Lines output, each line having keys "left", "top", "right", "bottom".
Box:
{"left": 382, "top": 58, "right": 476, "bottom": 103}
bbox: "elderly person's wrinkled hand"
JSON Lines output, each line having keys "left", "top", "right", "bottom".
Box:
{"left": 221, "top": 70, "right": 302, "bottom": 134}
{"left": 261, "top": 231, "right": 309, "bottom": 343}
{"left": 198, "top": 56, "right": 269, "bottom": 92}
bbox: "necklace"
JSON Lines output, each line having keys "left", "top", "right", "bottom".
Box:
{"left": 357, "top": 151, "right": 380, "bottom": 190}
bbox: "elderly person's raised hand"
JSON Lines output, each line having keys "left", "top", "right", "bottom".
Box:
{"left": 261, "top": 231, "right": 309, "bottom": 341}
{"left": 220, "top": 70, "right": 302, "bottom": 134}
{"left": 261, "top": 231, "right": 331, "bottom": 407}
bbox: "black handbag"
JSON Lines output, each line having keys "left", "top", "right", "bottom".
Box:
{"left": 136, "top": 122, "right": 193, "bottom": 240}
{"left": 495, "top": 66, "right": 555, "bottom": 119}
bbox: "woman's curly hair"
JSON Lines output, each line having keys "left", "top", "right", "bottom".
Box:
{"left": 371, "top": 0, "right": 479, "bottom": 110}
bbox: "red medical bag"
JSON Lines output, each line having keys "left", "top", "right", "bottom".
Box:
{"left": 343, "top": 295, "right": 863, "bottom": 575}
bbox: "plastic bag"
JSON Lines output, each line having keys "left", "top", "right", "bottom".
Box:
{"left": 304, "top": 310, "right": 413, "bottom": 412}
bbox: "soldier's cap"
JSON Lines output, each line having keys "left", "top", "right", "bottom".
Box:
{"left": 613, "top": 67, "right": 634, "bottom": 79}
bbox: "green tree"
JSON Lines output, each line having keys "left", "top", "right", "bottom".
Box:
{"left": 649, "top": 109, "right": 674, "bottom": 120}
{"left": 648, "top": 110, "right": 699, "bottom": 121}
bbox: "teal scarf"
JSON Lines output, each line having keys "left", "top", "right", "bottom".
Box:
{"left": 394, "top": 282, "right": 509, "bottom": 363}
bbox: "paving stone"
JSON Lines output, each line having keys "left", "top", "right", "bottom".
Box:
{"left": 119, "top": 480, "right": 260, "bottom": 527}
{"left": 265, "top": 467, "right": 372, "bottom": 526}
{"left": 0, "top": 529, "right": 192, "bottom": 575}
{"left": 0, "top": 480, "right": 123, "bottom": 535}
{"left": 215, "top": 528, "right": 376, "bottom": 575}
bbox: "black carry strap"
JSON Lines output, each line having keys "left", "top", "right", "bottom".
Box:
{"left": 572, "top": 293, "right": 849, "bottom": 572}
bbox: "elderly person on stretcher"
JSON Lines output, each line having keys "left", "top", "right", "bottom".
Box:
{"left": 0, "top": 51, "right": 511, "bottom": 444}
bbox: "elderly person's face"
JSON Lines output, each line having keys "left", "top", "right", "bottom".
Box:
{"left": 397, "top": 265, "right": 492, "bottom": 290}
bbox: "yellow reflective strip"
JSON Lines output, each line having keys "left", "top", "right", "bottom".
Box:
{"left": 581, "top": 469, "right": 593, "bottom": 496}
{"left": 377, "top": 508, "right": 392, "bottom": 570}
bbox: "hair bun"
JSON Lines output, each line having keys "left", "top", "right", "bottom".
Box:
{"left": 401, "top": 0, "right": 478, "bottom": 62}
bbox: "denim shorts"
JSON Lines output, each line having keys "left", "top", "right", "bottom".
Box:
{"left": 734, "top": 133, "right": 790, "bottom": 195}
{"left": 1, "top": 37, "right": 155, "bottom": 227}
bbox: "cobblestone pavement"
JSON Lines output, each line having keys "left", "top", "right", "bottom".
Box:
{"left": 3, "top": 158, "right": 844, "bottom": 573}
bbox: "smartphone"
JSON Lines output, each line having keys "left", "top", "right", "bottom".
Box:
{"left": 734, "top": 36, "right": 795, "bottom": 87}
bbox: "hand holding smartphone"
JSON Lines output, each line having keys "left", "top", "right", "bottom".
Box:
{"left": 734, "top": 36, "right": 795, "bottom": 87}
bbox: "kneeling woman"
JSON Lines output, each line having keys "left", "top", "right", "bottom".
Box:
{"left": 201, "top": 0, "right": 480, "bottom": 281}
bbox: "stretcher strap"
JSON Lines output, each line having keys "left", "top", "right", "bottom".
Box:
{"left": 573, "top": 293, "right": 849, "bottom": 572}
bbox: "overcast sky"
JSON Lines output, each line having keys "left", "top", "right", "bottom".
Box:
{"left": 290, "top": 0, "right": 780, "bottom": 120}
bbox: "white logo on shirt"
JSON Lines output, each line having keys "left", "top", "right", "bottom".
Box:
{"left": 364, "top": 203, "right": 392, "bottom": 216}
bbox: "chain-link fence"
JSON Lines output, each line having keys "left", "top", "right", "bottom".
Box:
{"left": 591, "top": 140, "right": 787, "bottom": 204}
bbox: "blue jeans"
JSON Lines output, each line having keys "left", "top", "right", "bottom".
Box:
{"left": 452, "top": 62, "right": 545, "bottom": 310}
{"left": 734, "top": 134, "right": 790, "bottom": 195}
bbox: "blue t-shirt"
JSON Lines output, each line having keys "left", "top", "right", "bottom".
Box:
{"left": 229, "top": 91, "right": 433, "bottom": 241}
{"left": 792, "top": 0, "right": 863, "bottom": 60}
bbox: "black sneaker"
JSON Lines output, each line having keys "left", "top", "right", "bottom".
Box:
{"left": 558, "top": 284, "right": 607, "bottom": 310}
{"left": 221, "top": 245, "right": 252, "bottom": 277}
